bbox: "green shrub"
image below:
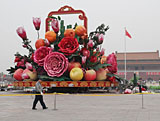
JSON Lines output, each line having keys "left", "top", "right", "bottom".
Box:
{"left": 149, "top": 86, "right": 160, "bottom": 90}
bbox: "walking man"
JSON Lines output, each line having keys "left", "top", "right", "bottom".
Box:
{"left": 32, "top": 80, "right": 48, "bottom": 110}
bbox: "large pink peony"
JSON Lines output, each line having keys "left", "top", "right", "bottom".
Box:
{"left": 44, "top": 52, "right": 69, "bottom": 77}
{"left": 107, "top": 53, "right": 117, "bottom": 73}
{"left": 34, "top": 46, "right": 52, "bottom": 66}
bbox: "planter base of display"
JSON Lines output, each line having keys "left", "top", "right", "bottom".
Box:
{"left": 13, "top": 81, "right": 118, "bottom": 87}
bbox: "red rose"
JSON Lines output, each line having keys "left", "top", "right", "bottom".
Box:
{"left": 90, "top": 56, "right": 97, "bottom": 63}
{"left": 31, "top": 53, "right": 34, "bottom": 61}
{"left": 80, "top": 48, "right": 90, "bottom": 58}
{"left": 14, "top": 56, "right": 21, "bottom": 63}
{"left": 108, "top": 76, "right": 116, "bottom": 83}
{"left": 17, "top": 59, "right": 25, "bottom": 67}
{"left": 58, "top": 37, "right": 79, "bottom": 55}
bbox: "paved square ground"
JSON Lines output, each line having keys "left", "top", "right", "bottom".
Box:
{"left": 0, "top": 91, "right": 160, "bottom": 121}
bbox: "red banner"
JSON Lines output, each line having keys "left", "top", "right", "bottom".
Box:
{"left": 13, "top": 81, "right": 119, "bottom": 87}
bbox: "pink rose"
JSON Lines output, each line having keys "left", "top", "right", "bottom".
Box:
{"left": 44, "top": 52, "right": 68, "bottom": 77}
{"left": 107, "top": 53, "right": 117, "bottom": 73}
{"left": 34, "top": 46, "right": 52, "bottom": 66}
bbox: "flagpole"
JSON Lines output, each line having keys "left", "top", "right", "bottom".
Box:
{"left": 124, "top": 27, "right": 127, "bottom": 80}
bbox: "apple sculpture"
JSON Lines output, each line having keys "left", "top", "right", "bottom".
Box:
{"left": 84, "top": 69, "right": 96, "bottom": 81}
{"left": 22, "top": 69, "right": 37, "bottom": 80}
{"left": 70, "top": 67, "right": 83, "bottom": 81}
{"left": 68, "top": 62, "right": 81, "bottom": 72}
{"left": 13, "top": 68, "right": 24, "bottom": 81}
{"left": 96, "top": 68, "right": 107, "bottom": 81}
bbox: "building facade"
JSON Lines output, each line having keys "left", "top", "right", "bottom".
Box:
{"left": 115, "top": 50, "right": 160, "bottom": 81}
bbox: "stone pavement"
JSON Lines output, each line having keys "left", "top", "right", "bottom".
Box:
{"left": 0, "top": 91, "right": 160, "bottom": 121}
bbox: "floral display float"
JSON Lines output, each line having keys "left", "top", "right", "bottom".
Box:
{"left": 7, "top": 6, "right": 120, "bottom": 88}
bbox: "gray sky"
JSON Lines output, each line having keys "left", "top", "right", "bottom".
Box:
{"left": 0, "top": 0, "right": 160, "bottom": 74}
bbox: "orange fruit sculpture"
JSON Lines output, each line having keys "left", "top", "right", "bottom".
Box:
{"left": 45, "top": 31, "right": 56, "bottom": 43}
{"left": 100, "top": 56, "right": 107, "bottom": 64}
{"left": 35, "top": 39, "right": 45, "bottom": 49}
{"left": 64, "top": 28, "right": 75, "bottom": 38}
{"left": 75, "top": 25, "right": 87, "bottom": 36}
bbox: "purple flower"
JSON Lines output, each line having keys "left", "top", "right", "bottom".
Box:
{"left": 16, "top": 27, "right": 27, "bottom": 40}
{"left": 44, "top": 52, "right": 69, "bottom": 77}
{"left": 33, "top": 17, "right": 41, "bottom": 30}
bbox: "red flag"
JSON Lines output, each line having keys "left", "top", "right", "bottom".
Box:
{"left": 125, "top": 29, "right": 132, "bottom": 38}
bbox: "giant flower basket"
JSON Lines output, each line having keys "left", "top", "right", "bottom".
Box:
{"left": 7, "top": 6, "right": 120, "bottom": 88}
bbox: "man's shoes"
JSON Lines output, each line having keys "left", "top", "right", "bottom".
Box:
{"left": 32, "top": 108, "right": 37, "bottom": 110}
{"left": 43, "top": 107, "right": 48, "bottom": 109}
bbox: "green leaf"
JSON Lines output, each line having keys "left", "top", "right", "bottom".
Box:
{"left": 67, "top": 25, "right": 72, "bottom": 29}
{"left": 14, "top": 52, "right": 21, "bottom": 57}
{"left": 73, "top": 23, "right": 78, "bottom": 29}
{"left": 6, "top": 67, "right": 15, "bottom": 74}
{"left": 48, "top": 16, "right": 57, "bottom": 19}
{"left": 105, "top": 26, "right": 109, "bottom": 31}
{"left": 38, "top": 75, "right": 70, "bottom": 81}
{"left": 47, "top": 20, "right": 52, "bottom": 23}
{"left": 68, "top": 51, "right": 80, "bottom": 59}
{"left": 76, "top": 36, "right": 80, "bottom": 43}
{"left": 90, "top": 50, "right": 94, "bottom": 56}
{"left": 107, "top": 73, "right": 114, "bottom": 77}
{"left": 92, "top": 63, "right": 110, "bottom": 71}
{"left": 107, "top": 73, "right": 125, "bottom": 82}
{"left": 60, "top": 20, "right": 64, "bottom": 27}
{"left": 94, "top": 51, "right": 100, "bottom": 56}
{"left": 58, "top": 16, "right": 61, "bottom": 20}
{"left": 60, "top": 20, "right": 65, "bottom": 38}
{"left": 75, "top": 34, "right": 79, "bottom": 39}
